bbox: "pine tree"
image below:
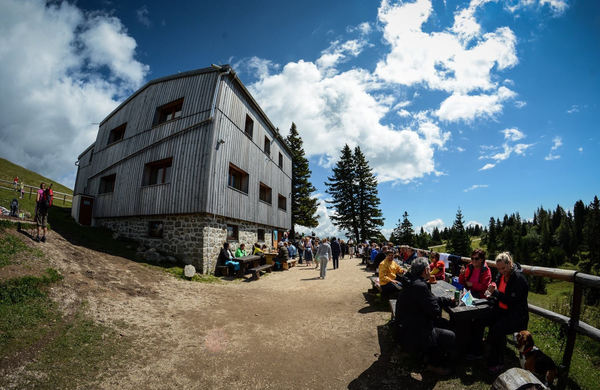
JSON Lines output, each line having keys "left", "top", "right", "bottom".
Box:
{"left": 582, "top": 196, "right": 600, "bottom": 304}
{"left": 353, "top": 146, "right": 384, "bottom": 242}
{"left": 487, "top": 217, "right": 498, "bottom": 259}
{"left": 447, "top": 207, "right": 472, "bottom": 257}
{"left": 286, "top": 123, "right": 319, "bottom": 239}
{"left": 325, "top": 145, "right": 359, "bottom": 240}
{"left": 573, "top": 199, "right": 587, "bottom": 247}
{"left": 431, "top": 227, "right": 442, "bottom": 245}
{"left": 391, "top": 211, "right": 415, "bottom": 246}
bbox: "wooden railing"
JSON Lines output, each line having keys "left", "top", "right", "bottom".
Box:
{"left": 0, "top": 179, "right": 72, "bottom": 204}
{"left": 410, "top": 246, "right": 600, "bottom": 380}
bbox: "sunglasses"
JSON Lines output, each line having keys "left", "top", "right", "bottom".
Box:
{"left": 471, "top": 257, "right": 481, "bottom": 261}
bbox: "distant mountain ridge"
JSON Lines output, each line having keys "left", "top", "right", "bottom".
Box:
{"left": 0, "top": 157, "right": 72, "bottom": 194}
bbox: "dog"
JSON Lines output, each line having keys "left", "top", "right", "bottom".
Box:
{"left": 514, "top": 330, "right": 558, "bottom": 386}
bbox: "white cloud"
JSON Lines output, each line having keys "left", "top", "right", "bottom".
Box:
{"left": 295, "top": 194, "right": 348, "bottom": 238}
{"left": 545, "top": 154, "right": 560, "bottom": 161}
{"left": 0, "top": 0, "right": 149, "bottom": 188}
{"left": 436, "top": 87, "right": 516, "bottom": 122}
{"left": 466, "top": 220, "right": 484, "bottom": 228}
{"left": 480, "top": 163, "right": 496, "bottom": 170}
{"left": 457, "top": 147, "right": 465, "bottom": 153}
{"left": 567, "top": 105, "right": 579, "bottom": 114}
{"left": 551, "top": 136, "right": 562, "bottom": 150}
{"left": 419, "top": 219, "right": 445, "bottom": 234}
{"left": 578, "top": 147, "right": 583, "bottom": 153}
{"left": 464, "top": 184, "right": 489, "bottom": 192}
{"left": 502, "top": 128, "right": 525, "bottom": 141}
{"left": 136, "top": 5, "right": 151, "bottom": 27}
{"left": 514, "top": 100, "right": 527, "bottom": 108}
{"left": 505, "top": 0, "right": 569, "bottom": 17}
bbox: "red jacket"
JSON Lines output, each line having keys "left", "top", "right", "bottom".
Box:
{"left": 459, "top": 263, "right": 492, "bottom": 299}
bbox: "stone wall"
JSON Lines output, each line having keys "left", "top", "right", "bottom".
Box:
{"left": 95, "top": 213, "right": 275, "bottom": 274}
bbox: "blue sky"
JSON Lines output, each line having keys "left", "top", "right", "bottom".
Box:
{"left": 0, "top": 0, "right": 598, "bottom": 238}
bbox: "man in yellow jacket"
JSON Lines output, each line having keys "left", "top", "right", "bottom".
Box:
{"left": 379, "top": 250, "right": 404, "bottom": 300}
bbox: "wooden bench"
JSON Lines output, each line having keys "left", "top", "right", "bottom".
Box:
{"left": 368, "top": 276, "right": 382, "bottom": 293}
{"left": 283, "top": 259, "right": 297, "bottom": 270}
{"left": 216, "top": 265, "right": 229, "bottom": 277}
{"left": 249, "top": 264, "right": 273, "bottom": 280}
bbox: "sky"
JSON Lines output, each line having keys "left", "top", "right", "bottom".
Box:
{"left": 0, "top": 0, "right": 598, "bottom": 239}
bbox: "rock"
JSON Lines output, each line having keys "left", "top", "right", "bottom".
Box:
{"left": 166, "top": 256, "right": 177, "bottom": 264}
{"left": 184, "top": 265, "right": 196, "bottom": 278}
{"left": 144, "top": 250, "right": 161, "bottom": 263}
{"left": 135, "top": 252, "right": 145, "bottom": 261}
{"left": 148, "top": 248, "right": 157, "bottom": 252}
{"left": 136, "top": 246, "right": 145, "bottom": 252}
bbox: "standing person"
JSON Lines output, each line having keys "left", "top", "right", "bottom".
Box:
{"left": 304, "top": 237, "right": 313, "bottom": 267}
{"left": 315, "top": 238, "right": 332, "bottom": 279}
{"left": 348, "top": 239, "right": 355, "bottom": 259}
{"left": 313, "top": 238, "right": 321, "bottom": 270}
{"left": 19, "top": 181, "right": 25, "bottom": 199}
{"left": 330, "top": 237, "right": 341, "bottom": 270}
{"left": 466, "top": 252, "right": 529, "bottom": 375}
{"left": 459, "top": 249, "right": 492, "bottom": 299}
{"left": 13, "top": 176, "right": 19, "bottom": 190}
{"left": 297, "top": 238, "right": 305, "bottom": 264}
{"left": 35, "top": 182, "right": 48, "bottom": 243}
{"left": 340, "top": 240, "right": 347, "bottom": 259}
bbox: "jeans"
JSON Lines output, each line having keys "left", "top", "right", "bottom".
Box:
{"left": 332, "top": 254, "right": 339, "bottom": 269}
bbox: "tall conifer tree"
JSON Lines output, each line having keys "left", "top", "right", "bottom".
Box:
{"left": 353, "top": 146, "right": 384, "bottom": 242}
{"left": 325, "top": 145, "right": 359, "bottom": 240}
{"left": 391, "top": 211, "right": 415, "bottom": 246}
{"left": 286, "top": 123, "right": 319, "bottom": 239}
{"left": 447, "top": 207, "right": 472, "bottom": 256}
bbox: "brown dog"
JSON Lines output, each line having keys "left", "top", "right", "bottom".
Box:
{"left": 514, "top": 330, "right": 558, "bottom": 386}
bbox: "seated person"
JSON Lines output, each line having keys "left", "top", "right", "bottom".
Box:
{"left": 466, "top": 252, "right": 529, "bottom": 375}
{"left": 253, "top": 242, "right": 266, "bottom": 265}
{"left": 397, "top": 257, "right": 455, "bottom": 376}
{"left": 429, "top": 252, "right": 446, "bottom": 281}
{"left": 273, "top": 242, "right": 289, "bottom": 270}
{"left": 372, "top": 246, "right": 388, "bottom": 271}
{"left": 216, "top": 242, "right": 238, "bottom": 275}
{"left": 235, "top": 243, "right": 248, "bottom": 257}
{"left": 404, "top": 247, "right": 417, "bottom": 266}
{"left": 379, "top": 250, "right": 403, "bottom": 301}
{"left": 459, "top": 249, "right": 492, "bottom": 299}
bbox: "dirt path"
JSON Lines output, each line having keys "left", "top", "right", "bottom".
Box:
{"left": 35, "top": 230, "right": 391, "bottom": 390}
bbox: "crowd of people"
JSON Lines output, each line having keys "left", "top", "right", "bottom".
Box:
{"left": 215, "top": 233, "right": 531, "bottom": 378}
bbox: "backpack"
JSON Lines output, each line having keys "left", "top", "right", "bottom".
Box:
{"left": 40, "top": 186, "right": 53, "bottom": 209}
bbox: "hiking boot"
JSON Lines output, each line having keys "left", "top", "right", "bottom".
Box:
{"left": 35, "top": 236, "right": 41, "bottom": 242}
{"left": 487, "top": 365, "right": 504, "bottom": 375}
{"left": 426, "top": 364, "right": 452, "bottom": 376}
{"left": 465, "top": 353, "right": 483, "bottom": 360}
{"left": 41, "top": 236, "right": 46, "bottom": 243}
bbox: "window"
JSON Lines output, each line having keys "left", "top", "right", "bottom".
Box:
{"left": 227, "top": 225, "right": 238, "bottom": 241}
{"left": 107, "top": 124, "right": 126, "bottom": 145}
{"left": 258, "top": 229, "right": 265, "bottom": 241}
{"left": 89, "top": 148, "right": 94, "bottom": 163}
{"left": 278, "top": 194, "right": 287, "bottom": 211}
{"left": 99, "top": 174, "right": 116, "bottom": 194}
{"left": 259, "top": 183, "right": 272, "bottom": 204}
{"left": 278, "top": 152, "right": 283, "bottom": 168}
{"left": 244, "top": 114, "right": 254, "bottom": 138}
{"left": 264, "top": 136, "right": 271, "bottom": 155}
{"left": 149, "top": 221, "right": 164, "bottom": 238}
{"left": 228, "top": 164, "right": 249, "bottom": 194}
{"left": 143, "top": 158, "right": 172, "bottom": 186}
{"left": 156, "top": 98, "right": 183, "bottom": 125}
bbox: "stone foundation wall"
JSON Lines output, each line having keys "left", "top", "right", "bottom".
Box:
{"left": 95, "top": 214, "right": 275, "bottom": 274}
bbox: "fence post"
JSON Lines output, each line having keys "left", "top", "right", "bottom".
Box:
{"left": 29, "top": 187, "right": 32, "bottom": 199}
{"left": 63, "top": 194, "right": 66, "bottom": 205}
{"left": 560, "top": 281, "right": 583, "bottom": 384}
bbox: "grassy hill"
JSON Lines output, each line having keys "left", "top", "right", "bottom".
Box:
{"left": 0, "top": 157, "right": 73, "bottom": 195}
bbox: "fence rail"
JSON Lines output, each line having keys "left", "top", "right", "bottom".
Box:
{"left": 412, "top": 246, "right": 600, "bottom": 382}
{"left": 0, "top": 179, "right": 73, "bottom": 204}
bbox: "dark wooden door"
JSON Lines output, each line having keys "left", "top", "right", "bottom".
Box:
{"left": 79, "top": 196, "right": 94, "bottom": 226}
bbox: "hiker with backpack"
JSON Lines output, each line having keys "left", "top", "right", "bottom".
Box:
{"left": 35, "top": 182, "right": 53, "bottom": 243}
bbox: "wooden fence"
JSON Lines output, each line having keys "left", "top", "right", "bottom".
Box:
{"left": 411, "top": 246, "right": 600, "bottom": 382}
{"left": 0, "top": 179, "right": 72, "bottom": 204}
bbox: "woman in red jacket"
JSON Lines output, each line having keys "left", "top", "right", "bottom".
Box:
{"left": 459, "top": 249, "right": 492, "bottom": 299}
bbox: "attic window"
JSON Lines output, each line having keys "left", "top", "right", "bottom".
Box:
{"left": 244, "top": 114, "right": 254, "bottom": 138}
{"left": 156, "top": 98, "right": 184, "bottom": 125}
{"left": 107, "top": 124, "right": 126, "bottom": 145}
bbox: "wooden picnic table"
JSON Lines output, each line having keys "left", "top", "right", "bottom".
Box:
{"left": 264, "top": 252, "right": 278, "bottom": 265}
{"left": 430, "top": 279, "right": 492, "bottom": 352}
{"left": 233, "top": 255, "right": 261, "bottom": 278}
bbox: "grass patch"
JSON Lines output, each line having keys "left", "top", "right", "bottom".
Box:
{"left": 163, "top": 265, "right": 223, "bottom": 283}
{"left": 0, "top": 228, "right": 44, "bottom": 268}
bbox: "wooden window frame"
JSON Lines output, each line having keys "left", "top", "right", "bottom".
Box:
{"left": 264, "top": 136, "right": 271, "bottom": 155}
{"left": 143, "top": 157, "right": 173, "bottom": 186}
{"left": 228, "top": 163, "right": 249, "bottom": 194}
{"left": 244, "top": 114, "right": 254, "bottom": 139}
{"left": 257, "top": 229, "right": 265, "bottom": 242}
{"left": 278, "top": 152, "right": 283, "bottom": 168}
{"left": 107, "top": 124, "right": 126, "bottom": 145}
{"left": 99, "top": 174, "right": 116, "bottom": 194}
{"left": 155, "top": 98, "right": 184, "bottom": 126}
{"left": 278, "top": 194, "right": 287, "bottom": 211}
{"left": 259, "top": 182, "right": 272, "bottom": 204}
{"left": 227, "top": 225, "right": 239, "bottom": 241}
{"left": 89, "top": 148, "right": 94, "bottom": 164}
